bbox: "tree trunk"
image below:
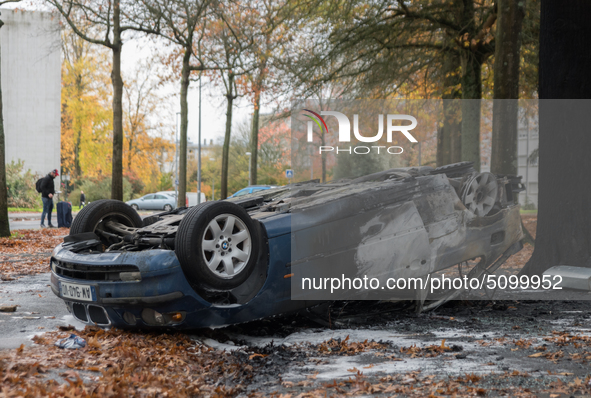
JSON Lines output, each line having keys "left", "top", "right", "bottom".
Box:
{"left": 441, "top": 100, "right": 462, "bottom": 165}
{"left": 491, "top": 0, "right": 525, "bottom": 176}
{"left": 0, "top": 19, "right": 10, "bottom": 237}
{"left": 127, "top": 135, "right": 133, "bottom": 171}
{"left": 178, "top": 52, "right": 191, "bottom": 208}
{"left": 458, "top": 0, "right": 483, "bottom": 170}
{"left": 448, "top": 99, "right": 462, "bottom": 163}
{"left": 491, "top": 99, "right": 518, "bottom": 174}
{"left": 439, "top": 50, "right": 462, "bottom": 166}
{"left": 221, "top": 73, "right": 234, "bottom": 199}
{"left": 249, "top": 87, "right": 261, "bottom": 185}
{"left": 75, "top": 126, "right": 82, "bottom": 177}
{"left": 460, "top": 55, "right": 482, "bottom": 171}
{"left": 436, "top": 125, "right": 446, "bottom": 167}
{"left": 110, "top": 0, "right": 124, "bottom": 201}
{"left": 520, "top": 0, "right": 591, "bottom": 276}
{"left": 74, "top": 74, "right": 82, "bottom": 178}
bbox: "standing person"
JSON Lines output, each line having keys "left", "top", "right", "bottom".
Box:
{"left": 79, "top": 190, "right": 86, "bottom": 209}
{"left": 40, "top": 169, "right": 58, "bottom": 228}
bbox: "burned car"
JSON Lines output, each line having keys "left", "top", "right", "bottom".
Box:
{"left": 50, "top": 162, "right": 524, "bottom": 329}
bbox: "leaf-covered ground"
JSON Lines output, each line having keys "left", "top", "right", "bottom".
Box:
{"left": 2, "top": 327, "right": 254, "bottom": 397}
{"left": 4, "top": 217, "right": 591, "bottom": 396}
{"left": 4, "top": 318, "right": 591, "bottom": 397}
{"left": 0, "top": 229, "right": 68, "bottom": 280}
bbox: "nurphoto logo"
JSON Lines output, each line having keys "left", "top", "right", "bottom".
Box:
{"left": 303, "top": 109, "right": 418, "bottom": 155}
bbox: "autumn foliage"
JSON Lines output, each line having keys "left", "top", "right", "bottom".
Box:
{"left": 61, "top": 31, "right": 174, "bottom": 198}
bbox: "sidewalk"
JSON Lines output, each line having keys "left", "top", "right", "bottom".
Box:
{"left": 9, "top": 206, "right": 156, "bottom": 222}
{"left": 9, "top": 211, "right": 79, "bottom": 221}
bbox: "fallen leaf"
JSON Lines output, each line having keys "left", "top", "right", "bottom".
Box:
{"left": 528, "top": 352, "right": 544, "bottom": 358}
{"left": 248, "top": 353, "right": 268, "bottom": 360}
{"left": 58, "top": 325, "right": 76, "bottom": 331}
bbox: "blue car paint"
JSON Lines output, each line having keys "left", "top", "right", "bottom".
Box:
{"left": 50, "top": 213, "right": 305, "bottom": 329}
{"left": 229, "top": 186, "right": 274, "bottom": 198}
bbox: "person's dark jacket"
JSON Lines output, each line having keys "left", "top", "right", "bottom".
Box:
{"left": 40, "top": 174, "right": 55, "bottom": 199}
{"left": 80, "top": 192, "right": 86, "bottom": 203}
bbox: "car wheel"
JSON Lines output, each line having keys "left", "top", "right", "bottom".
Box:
{"left": 130, "top": 204, "right": 139, "bottom": 211}
{"left": 163, "top": 204, "right": 173, "bottom": 212}
{"left": 175, "top": 201, "right": 260, "bottom": 290}
{"left": 70, "top": 199, "right": 143, "bottom": 244}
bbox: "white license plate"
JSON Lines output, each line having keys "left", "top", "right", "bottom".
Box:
{"left": 60, "top": 282, "right": 95, "bottom": 302}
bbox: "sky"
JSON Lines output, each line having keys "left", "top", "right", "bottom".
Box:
{"left": 123, "top": 37, "right": 266, "bottom": 148}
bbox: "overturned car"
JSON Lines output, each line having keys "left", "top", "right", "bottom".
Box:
{"left": 50, "top": 162, "right": 524, "bottom": 329}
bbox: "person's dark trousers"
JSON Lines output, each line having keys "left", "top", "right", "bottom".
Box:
{"left": 41, "top": 197, "right": 54, "bottom": 226}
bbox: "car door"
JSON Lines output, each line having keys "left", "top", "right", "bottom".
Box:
{"left": 153, "top": 194, "right": 168, "bottom": 209}
{"left": 162, "top": 194, "right": 175, "bottom": 209}
{"left": 141, "top": 194, "right": 155, "bottom": 210}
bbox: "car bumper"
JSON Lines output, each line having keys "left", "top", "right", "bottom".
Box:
{"left": 50, "top": 244, "right": 214, "bottom": 329}
{"left": 49, "top": 228, "right": 297, "bottom": 329}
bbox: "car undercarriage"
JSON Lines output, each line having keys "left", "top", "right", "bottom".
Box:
{"left": 50, "top": 161, "right": 525, "bottom": 328}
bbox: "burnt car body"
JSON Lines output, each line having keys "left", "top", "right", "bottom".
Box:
{"left": 50, "top": 162, "right": 524, "bottom": 329}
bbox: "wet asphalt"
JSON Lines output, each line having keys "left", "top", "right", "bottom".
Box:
{"left": 0, "top": 273, "right": 85, "bottom": 349}
{"left": 4, "top": 212, "right": 591, "bottom": 394}
{"left": 3, "top": 272, "right": 591, "bottom": 395}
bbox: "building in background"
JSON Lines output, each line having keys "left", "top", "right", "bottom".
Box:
{"left": 481, "top": 109, "right": 539, "bottom": 209}
{"left": 187, "top": 138, "right": 216, "bottom": 161}
{"left": 517, "top": 118, "right": 539, "bottom": 209}
{"left": 1, "top": 9, "right": 61, "bottom": 187}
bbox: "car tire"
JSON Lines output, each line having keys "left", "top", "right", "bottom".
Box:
{"left": 163, "top": 204, "right": 173, "bottom": 212}
{"left": 130, "top": 204, "right": 139, "bottom": 211}
{"left": 70, "top": 199, "right": 143, "bottom": 238}
{"left": 175, "top": 201, "right": 260, "bottom": 290}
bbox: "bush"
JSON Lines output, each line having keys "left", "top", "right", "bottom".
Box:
{"left": 6, "top": 160, "right": 41, "bottom": 208}
{"left": 68, "top": 188, "right": 83, "bottom": 207}
{"left": 522, "top": 197, "right": 537, "bottom": 211}
{"left": 124, "top": 171, "right": 145, "bottom": 198}
{"left": 77, "top": 177, "right": 133, "bottom": 204}
{"left": 158, "top": 172, "right": 173, "bottom": 193}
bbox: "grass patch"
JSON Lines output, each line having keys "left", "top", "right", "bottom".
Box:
{"left": 9, "top": 230, "right": 24, "bottom": 239}
{"left": 520, "top": 209, "right": 538, "bottom": 215}
{"left": 8, "top": 207, "right": 43, "bottom": 213}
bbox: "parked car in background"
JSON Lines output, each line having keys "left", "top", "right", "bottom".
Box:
{"left": 229, "top": 185, "right": 278, "bottom": 198}
{"left": 157, "top": 191, "right": 207, "bottom": 207}
{"left": 126, "top": 193, "right": 176, "bottom": 211}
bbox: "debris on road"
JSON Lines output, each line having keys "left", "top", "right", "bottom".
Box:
{"left": 5, "top": 215, "right": 591, "bottom": 396}
{"left": 0, "top": 305, "right": 17, "bottom": 312}
{"left": 1, "top": 303, "right": 591, "bottom": 398}
{"left": 543, "top": 265, "right": 591, "bottom": 290}
{"left": 54, "top": 334, "right": 86, "bottom": 349}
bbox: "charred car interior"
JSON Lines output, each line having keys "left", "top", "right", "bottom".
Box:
{"left": 50, "top": 161, "right": 524, "bottom": 329}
